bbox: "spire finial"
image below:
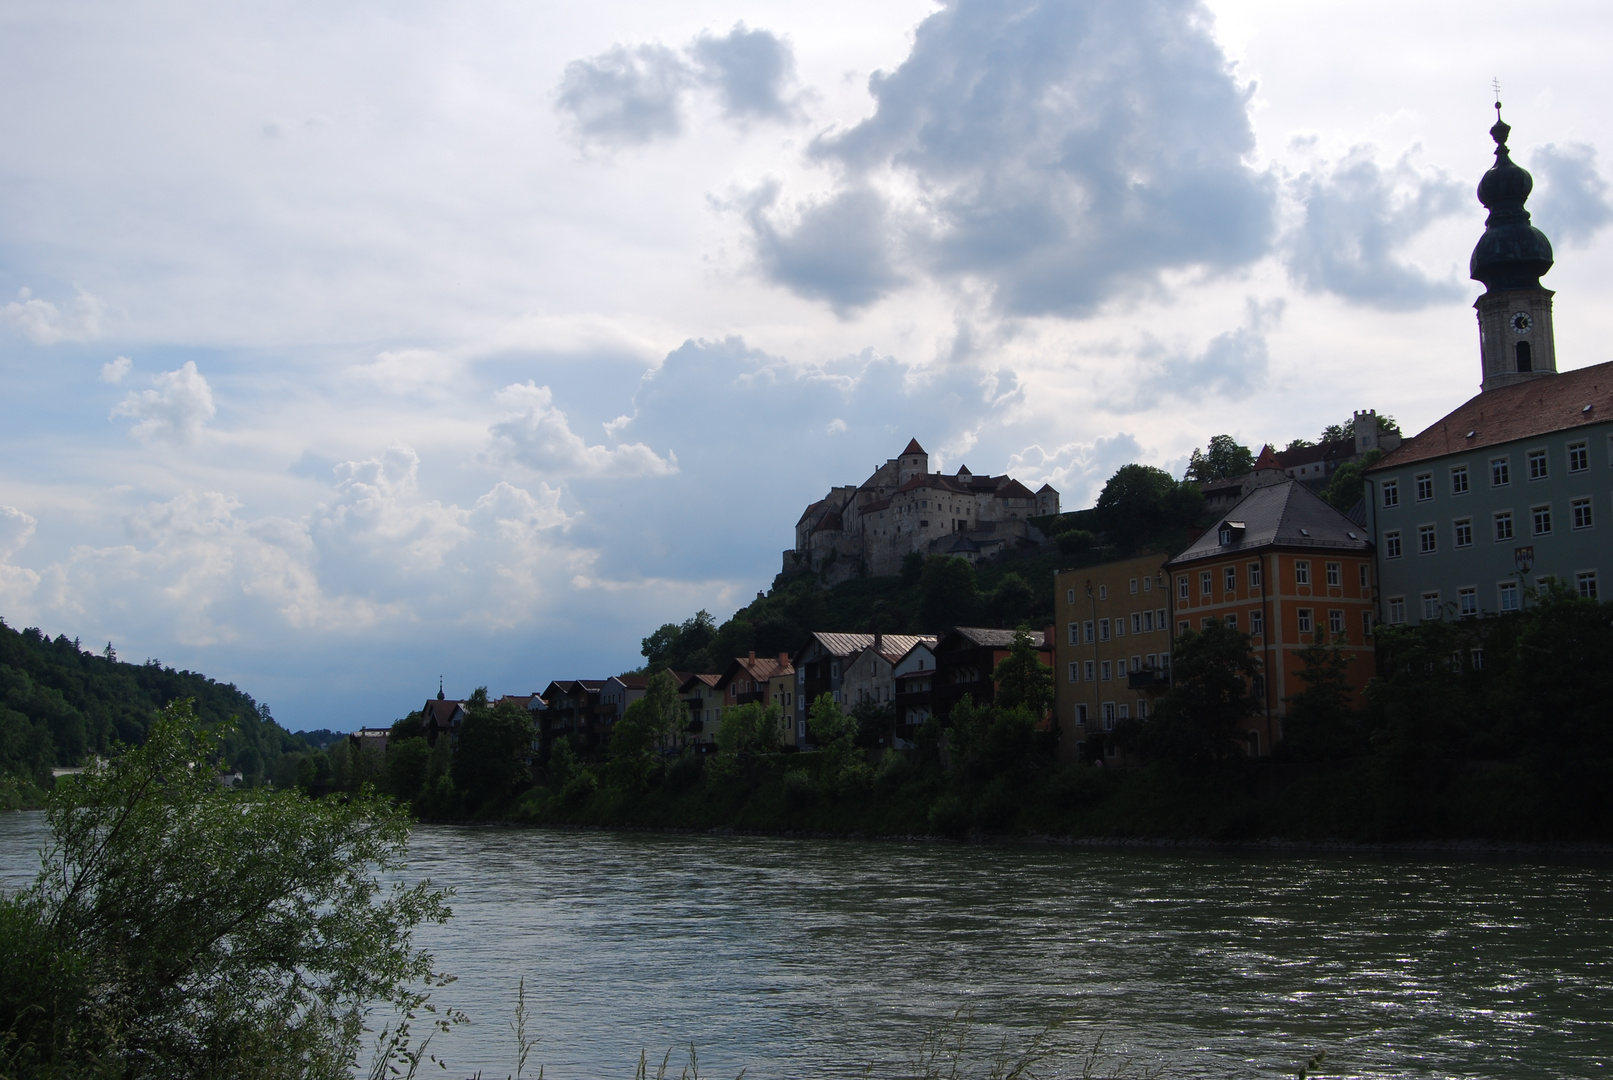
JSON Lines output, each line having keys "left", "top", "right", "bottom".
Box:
{"left": 437, "top": 675, "right": 445, "bottom": 701}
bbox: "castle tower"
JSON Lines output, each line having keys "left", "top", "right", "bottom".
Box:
{"left": 1470, "top": 101, "right": 1557, "bottom": 391}
{"left": 897, "top": 438, "right": 929, "bottom": 484}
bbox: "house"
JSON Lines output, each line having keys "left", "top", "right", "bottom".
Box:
{"left": 891, "top": 641, "right": 939, "bottom": 747}
{"left": 537, "top": 680, "right": 608, "bottom": 754}
{"left": 784, "top": 439, "right": 1058, "bottom": 585}
{"left": 600, "top": 676, "right": 649, "bottom": 723}
{"left": 930, "top": 626, "right": 1053, "bottom": 723}
{"left": 678, "top": 673, "right": 724, "bottom": 752}
{"left": 1052, "top": 552, "right": 1173, "bottom": 764}
{"left": 792, "top": 632, "right": 937, "bottom": 743}
{"left": 1365, "top": 110, "right": 1611, "bottom": 627}
{"left": 1165, "top": 480, "right": 1377, "bottom": 757}
{"left": 420, "top": 694, "right": 467, "bottom": 747}
{"left": 838, "top": 635, "right": 912, "bottom": 749}
{"left": 1201, "top": 417, "right": 1401, "bottom": 515}
{"left": 713, "top": 652, "right": 796, "bottom": 748}
{"left": 349, "top": 727, "right": 391, "bottom": 757}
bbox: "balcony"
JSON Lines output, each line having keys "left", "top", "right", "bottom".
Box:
{"left": 1127, "top": 670, "right": 1170, "bottom": 691}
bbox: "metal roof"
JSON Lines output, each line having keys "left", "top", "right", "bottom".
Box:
{"left": 1166, "top": 480, "right": 1370, "bottom": 566}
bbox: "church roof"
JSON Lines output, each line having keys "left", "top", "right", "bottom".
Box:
{"left": 1368, "top": 361, "right": 1613, "bottom": 470}
{"left": 1471, "top": 105, "right": 1554, "bottom": 291}
{"left": 902, "top": 438, "right": 926, "bottom": 455}
{"left": 1167, "top": 481, "right": 1370, "bottom": 566}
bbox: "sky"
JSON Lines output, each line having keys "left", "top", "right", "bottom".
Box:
{"left": 1, "top": 0, "right": 1610, "bottom": 730}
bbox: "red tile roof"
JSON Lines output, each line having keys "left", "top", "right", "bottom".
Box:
{"left": 1369, "top": 363, "right": 1613, "bottom": 470}
{"left": 902, "top": 438, "right": 926, "bottom": 455}
{"left": 1253, "top": 444, "right": 1280, "bottom": 470}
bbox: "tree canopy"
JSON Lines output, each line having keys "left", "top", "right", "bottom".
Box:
{"left": 1095, "top": 464, "right": 1204, "bottom": 550}
{"left": 1184, "top": 435, "right": 1255, "bottom": 483}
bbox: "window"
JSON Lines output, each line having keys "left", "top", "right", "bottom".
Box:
{"left": 1451, "top": 465, "right": 1469, "bottom": 494}
{"left": 1249, "top": 609, "right": 1263, "bottom": 636}
{"left": 1359, "top": 563, "right": 1369, "bottom": 588}
{"left": 1533, "top": 504, "right": 1553, "bottom": 536}
{"left": 1418, "top": 525, "right": 1437, "bottom": 554}
{"left": 1156, "top": 608, "right": 1166, "bottom": 629}
{"left": 1066, "top": 588, "right": 1076, "bottom": 605}
{"left": 1297, "top": 608, "right": 1313, "bottom": 633}
{"left": 1068, "top": 662, "right": 1079, "bottom": 683}
{"left": 1454, "top": 518, "right": 1473, "bottom": 547}
{"left": 1470, "top": 647, "right": 1484, "bottom": 670}
{"left": 1225, "top": 614, "right": 1238, "bottom": 631}
{"left": 1102, "top": 703, "right": 1115, "bottom": 731}
{"left": 1096, "top": 584, "right": 1107, "bottom": 600}
{"left": 1382, "top": 480, "right": 1399, "bottom": 507}
{"left": 1296, "top": 560, "right": 1311, "bottom": 585}
{"left": 1083, "top": 621, "right": 1095, "bottom": 644}
{"left": 1224, "top": 566, "right": 1237, "bottom": 591}
{"left": 1516, "top": 340, "right": 1533, "bottom": 371}
{"left": 1362, "top": 611, "right": 1374, "bottom": 638}
{"left": 1143, "top": 576, "right": 1153, "bottom": 592}
{"left": 1494, "top": 512, "right": 1514, "bottom": 542}
{"left": 1248, "top": 562, "right": 1262, "bottom": 588}
{"left": 1159, "top": 654, "right": 1170, "bottom": 675}
{"left": 1573, "top": 498, "right": 1594, "bottom": 530}
{"left": 1118, "top": 704, "right": 1130, "bottom": 721}
{"left": 1422, "top": 591, "right": 1442, "bottom": 620}
{"left": 1130, "top": 655, "right": 1142, "bottom": 674}
{"left": 1528, "top": 449, "right": 1549, "bottom": 481}
{"left": 1116, "top": 657, "right": 1128, "bottom": 675}
{"left": 1075, "top": 703, "right": 1088, "bottom": 726}
{"left": 1201, "top": 617, "right": 1215, "bottom": 629}
{"left": 1101, "top": 660, "right": 1112, "bottom": 681}
{"left": 1143, "top": 610, "right": 1155, "bottom": 632}
{"left": 1578, "top": 572, "right": 1599, "bottom": 600}
{"left": 1384, "top": 530, "right": 1402, "bottom": 558}
{"left": 1325, "top": 609, "right": 1341, "bottom": 634}
{"left": 1416, "top": 473, "right": 1434, "bottom": 501}
{"left": 1131, "top": 613, "right": 1142, "bottom": 634}
{"left": 1178, "top": 621, "right": 1190, "bottom": 634}
{"left": 1099, "top": 618, "right": 1110, "bottom": 641}
{"left": 1115, "top": 617, "right": 1125, "bottom": 638}
{"left": 1178, "top": 576, "right": 1189, "bottom": 600}
{"left": 1326, "top": 562, "right": 1341, "bottom": 586}
{"left": 1144, "top": 653, "right": 1157, "bottom": 670}
{"left": 1251, "top": 674, "right": 1266, "bottom": 701}
{"left": 1137, "top": 700, "right": 1148, "bottom": 719}
{"left": 1388, "top": 596, "right": 1406, "bottom": 624}
{"left": 1492, "top": 457, "right": 1510, "bottom": 487}
{"left": 1569, "top": 441, "right": 1589, "bottom": 473}
{"left": 1068, "top": 623, "right": 1079, "bottom": 646}
{"left": 1499, "top": 581, "right": 1519, "bottom": 612}
{"left": 1084, "top": 660, "right": 1095, "bottom": 680}
{"left": 1458, "top": 587, "right": 1477, "bottom": 617}
{"left": 1200, "top": 571, "right": 1212, "bottom": 596}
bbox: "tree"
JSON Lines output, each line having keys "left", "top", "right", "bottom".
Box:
{"left": 715, "top": 702, "right": 782, "bottom": 760}
{"left": 640, "top": 611, "right": 717, "bottom": 674}
{"left": 1184, "top": 435, "right": 1255, "bottom": 483}
{"left": 993, "top": 628, "right": 1054, "bottom": 717}
{"left": 1280, "top": 631, "right": 1361, "bottom": 760}
{"left": 1321, "top": 412, "right": 1399, "bottom": 445}
{"left": 1321, "top": 448, "right": 1382, "bottom": 511}
{"left": 0, "top": 701, "right": 451, "bottom": 1078}
{"left": 1095, "top": 464, "right": 1204, "bottom": 550}
{"left": 451, "top": 688, "right": 535, "bottom": 808}
{"left": 918, "top": 556, "right": 978, "bottom": 630}
{"left": 607, "top": 671, "right": 687, "bottom": 790}
{"left": 1118, "top": 622, "right": 1260, "bottom": 765}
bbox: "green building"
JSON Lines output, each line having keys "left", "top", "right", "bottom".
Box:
{"left": 1366, "top": 105, "right": 1613, "bottom": 624}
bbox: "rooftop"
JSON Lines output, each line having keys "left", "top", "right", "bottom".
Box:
{"left": 1167, "top": 480, "right": 1370, "bottom": 566}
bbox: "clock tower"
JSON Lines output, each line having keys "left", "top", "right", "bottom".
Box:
{"left": 1470, "top": 102, "right": 1557, "bottom": 391}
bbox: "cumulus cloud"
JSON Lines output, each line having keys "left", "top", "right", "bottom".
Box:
{"left": 1005, "top": 432, "right": 1144, "bottom": 505}
{"left": 556, "top": 24, "right": 800, "bottom": 148}
{"left": 1529, "top": 143, "right": 1613, "bottom": 249}
{"left": 101, "top": 356, "right": 133, "bottom": 383}
{"left": 347, "top": 348, "right": 459, "bottom": 394}
{"left": 743, "top": 183, "right": 907, "bottom": 315}
{"left": 1106, "top": 298, "right": 1282, "bottom": 412}
{"left": 0, "top": 505, "right": 38, "bottom": 559}
{"left": 110, "top": 360, "right": 216, "bottom": 443}
{"left": 745, "top": 0, "right": 1276, "bottom": 316}
{"left": 1, "top": 287, "right": 103, "bottom": 344}
{"left": 1285, "top": 147, "right": 1465, "bottom": 308}
{"left": 487, "top": 382, "right": 678, "bottom": 478}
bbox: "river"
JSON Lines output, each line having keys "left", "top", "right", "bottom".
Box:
{"left": 1, "top": 813, "right": 1608, "bottom": 1078}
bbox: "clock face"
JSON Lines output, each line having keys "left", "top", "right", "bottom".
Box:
{"left": 1511, "top": 311, "right": 1533, "bottom": 334}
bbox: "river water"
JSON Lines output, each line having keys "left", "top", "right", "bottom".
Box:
{"left": 1, "top": 813, "right": 1608, "bottom": 1078}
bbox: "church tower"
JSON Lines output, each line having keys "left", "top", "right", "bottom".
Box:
{"left": 1471, "top": 101, "right": 1557, "bottom": 391}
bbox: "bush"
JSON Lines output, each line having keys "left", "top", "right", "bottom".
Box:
{"left": 782, "top": 768, "right": 816, "bottom": 811}
{"left": 928, "top": 792, "right": 970, "bottom": 837}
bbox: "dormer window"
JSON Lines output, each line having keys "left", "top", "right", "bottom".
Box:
{"left": 1218, "top": 521, "right": 1245, "bottom": 547}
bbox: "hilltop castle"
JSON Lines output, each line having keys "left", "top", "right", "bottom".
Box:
{"left": 784, "top": 439, "right": 1060, "bottom": 585}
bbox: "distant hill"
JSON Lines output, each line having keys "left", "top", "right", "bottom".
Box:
{"left": 0, "top": 619, "right": 309, "bottom": 790}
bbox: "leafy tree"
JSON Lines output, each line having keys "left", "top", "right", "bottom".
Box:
{"left": 0, "top": 701, "right": 452, "bottom": 1078}
{"left": 1321, "top": 413, "right": 1400, "bottom": 444}
{"left": 851, "top": 699, "right": 896, "bottom": 749}
{"left": 1095, "top": 465, "right": 1204, "bottom": 550}
{"left": 607, "top": 672, "right": 687, "bottom": 790}
{"left": 1285, "top": 437, "right": 1316, "bottom": 452}
{"left": 1118, "top": 622, "right": 1261, "bottom": 765}
{"left": 1280, "top": 632, "right": 1362, "bottom": 760}
{"left": 640, "top": 611, "right": 718, "bottom": 673}
{"left": 993, "top": 628, "right": 1053, "bottom": 717}
{"left": 390, "top": 710, "right": 424, "bottom": 742}
{"left": 1184, "top": 435, "right": 1255, "bottom": 483}
{"left": 715, "top": 702, "right": 782, "bottom": 760}
{"left": 1055, "top": 528, "right": 1095, "bottom": 556}
{"left": 451, "top": 689, "right": 535, "bottom": 808}
{"left": 807, "top": 693, "right": 862, "bottom": 789}
{"left": 1322, "top": 448, "right": 1382, "bottom": 511}
{"left": 383, "top": 736, "right": 432, "bottom": 803}
{"left": 986, "top": 573, "right": 1035, "bottom": 624}
{"left": 918, "top": 556, "right": 978, "bottom": 630}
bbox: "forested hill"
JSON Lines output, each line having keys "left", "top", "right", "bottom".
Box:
{"left": 0, "top": 618, "right": 307, "bottom": 793}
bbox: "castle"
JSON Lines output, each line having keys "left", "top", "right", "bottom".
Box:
{"left": 784, "top": 439, "right": 1060, "bottom": 585}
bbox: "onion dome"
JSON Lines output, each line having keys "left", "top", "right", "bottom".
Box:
{"left": 1469, "top": 104, "right": 1553, "bottom": 291}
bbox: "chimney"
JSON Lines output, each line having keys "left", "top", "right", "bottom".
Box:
{"left": 874, "top": 631, "right": 883, "bottom": 653}
{"left": 748, "top": 650, "right": 756, "bottom": 662}
{"left": 1042, "top": 624, "right": 1054, "bottom": 650}
{"left": 778, "top": 652, "right": 789, "bottom": 665}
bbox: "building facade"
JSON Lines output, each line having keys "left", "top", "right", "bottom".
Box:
{"left": 1366, "top": 110, "right": 1612, "bottom": 620}
{"left": 1051, "top": 552, "right": 1173, "bottom": 763}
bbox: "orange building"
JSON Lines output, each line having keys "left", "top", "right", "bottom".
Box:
{"left": 1164, "top": 479, "right": 1377, "bottom": 756}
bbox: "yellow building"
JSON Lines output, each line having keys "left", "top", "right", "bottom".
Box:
{"left": 1052, "top": 552, "right": 1172, "bottom": 763}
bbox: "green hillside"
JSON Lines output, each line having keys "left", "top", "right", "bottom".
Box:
{"left": 0, "top": 619, "right": 307, "bottom": 802}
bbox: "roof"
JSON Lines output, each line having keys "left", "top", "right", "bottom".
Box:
{"left": 610, "top": 675, "right": 650, "bottom": 689}
{"left": 813, "top": 511, "right": 844, "bottom": 533}
{"left": 1367, "top": 362, "right": 1613, "bottom": 471}
{"left": 860, "top": 498, "right": 891, "bottom": 513}
{"left": 718, "top": 653, "right": 795, "bottom": 686}
{"left": 1166, "top": 480, "right": 1370, "bottom": 566}
{"left": 678, "top": 673, "right": 722, "bottom": 693}
{"left": 1252, "top": 444, "right": 1281, "bottom": 470}
{"left": 1274, "top": 439, "right": 1353, "bottom": 469}
{"left": 939, "top": 627, "right": 1047, "bottom": 650}
{"left": 802, "top": 632, "right": 937, "bottom": 658}
{"left": 1036, "top": 483, "right": 1057, "bottom": 493}
{"left": 995, "top": 479, "right": 1036, "bottom": 500}
{"left": 902, "top": 438, "right": 926, "bottom": 455}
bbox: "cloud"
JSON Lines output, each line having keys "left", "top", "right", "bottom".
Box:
{"left": 110, "top": 360, "right": 216, "bottom": 443}
{"left": 1, "top": 287, "right": 103, "bottom": 344}
{"left": 690, "top": 23, "right": 801, "bottom": 122}
{"left": 101, "top": 356, "right": 133, "bottom": 383}
{"left": 0, "top": 506, "right": 38, "bottom": 559}
{"left": 556, "top": 25, "right": 800, "bottom": 149}
{"left": 487, "top": 382, "right": 678, "bottom": 478}
{"left": 745, "top": 0, "right": 1277, "bottom": 317}
{"left": 347, "top": 348, "right": 459, "bottom": 394}
{"left": 1285, "top": 146, "right": 1465, "bottom": 308}
{"left": 1107, "top": 297, "right": 1282, "bottom": 412}
{"left": 743, "top": 183, "right": 907, "bottom": 314}
{"left": 1529, "top": 143, "right": 1613, "bottom": 249}
{"left": 1004, "top": 432, "right": 1144, "bottom": 505}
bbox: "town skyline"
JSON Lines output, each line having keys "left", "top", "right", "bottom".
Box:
{"left": 1, "top": 0, "right": 1611, "bottom": 729}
